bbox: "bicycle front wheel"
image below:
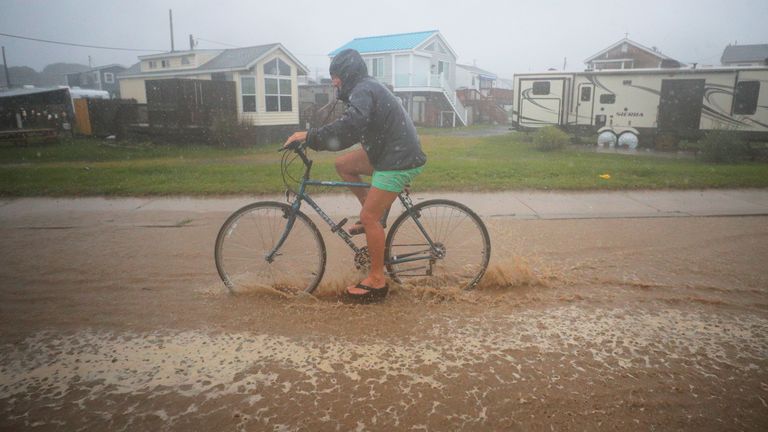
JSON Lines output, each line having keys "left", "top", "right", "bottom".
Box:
{"left": 215, "top": 202, "right": 326, "bottom": 294}
{"left": 385, "top": 199, "right": 491, "bottom": 290}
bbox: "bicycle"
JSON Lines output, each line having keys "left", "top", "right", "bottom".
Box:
{"left": 214, "top": 141, "right": 491, "bottom": 295}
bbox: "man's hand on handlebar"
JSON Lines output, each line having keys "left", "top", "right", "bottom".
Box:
{"left": 283, "top": 131, "right": 308, "bottom": 150}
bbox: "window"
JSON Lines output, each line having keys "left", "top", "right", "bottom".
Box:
{"left": 148, "top": 61, "right": 157, "bottom": 69}
{"left": 733, "top": 81, "right": 759, "bottom": 115}
{"left": 161, "top": 60, "right": 169, "bottom": 68}
{"left": 241, "top": 76, "right": 256, "bottom": 112}
{"left": 104, "top": 72, "right": 114, "bottom": 84}
{"left": 580, "top": 86, "right": 591, "bottom": 102}
{"left": 263, "top": 58, "right": 291, "bottom": 76}
{"left": 265, "top": 78, "right": 292, "bottom": 112}
{"left": 621, "top": 43, "right": 628, "bottom": 53}
{"left": 600, "top": 94, "right": 616, "bottom": 104}
{"left": 263, "top": 57, "right": 293, "bottom": 112}
{"left": 371, "top": 57, "right": 384, "bottom": 78}
{"left": 182, "top": 56, "right": 191, "bottom": 65}
{"left": 532, "top": 81, "right": 550, "bottom": 95}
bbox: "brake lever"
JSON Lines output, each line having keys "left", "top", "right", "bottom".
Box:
{"left": 278, "top": 140, "right": 305, "bottom": 152}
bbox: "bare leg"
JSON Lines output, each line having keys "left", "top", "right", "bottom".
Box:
{"left": 334, "top": 148, "right": 373, "bottom": 205}
{"left": 347, "top": 187, "right": 399, "bottom": 294}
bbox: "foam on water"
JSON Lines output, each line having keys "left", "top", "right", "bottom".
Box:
{"left": 1, "top": 305, "right": 766, "bottom": 429}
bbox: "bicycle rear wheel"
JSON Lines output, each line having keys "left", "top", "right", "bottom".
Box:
{"left": 385, "top": 199, "right": 490, "bottom": 290}
{"left": 215, "top": 202, "right": 326, "bottom": 294}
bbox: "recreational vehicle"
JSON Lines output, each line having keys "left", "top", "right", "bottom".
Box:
{"left": 511, "top": 66, "right": 768, "bottom": 147}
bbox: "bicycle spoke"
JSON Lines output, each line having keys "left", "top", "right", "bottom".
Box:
{"left": 386, "top": 201, "right": 489, "bottom": 290}
{"left": 216, "top": 203, "right": 326, "bottom": 294}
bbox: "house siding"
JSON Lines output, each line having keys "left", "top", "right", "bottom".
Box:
{"left": 120, "top": 78, "right": 148, "bottom": 103}
{"left": 590, "top": 43, "right": 666, "bottom": 69}
{"left": 360, "top": 54, "right": 394, "bottom": 86}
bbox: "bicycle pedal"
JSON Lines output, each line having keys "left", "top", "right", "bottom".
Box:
{"left": 331, "top": 217, "right": 348, "bottom": 233}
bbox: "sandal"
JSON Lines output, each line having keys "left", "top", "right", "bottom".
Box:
{"left": 342, "top": 282, "right": 389, "bottom": 304}
{"left": 347, "top": 211, "right": 390, "bottom": 236}
{"left": 348, "top": 220, "right": 365, "bottom": 236}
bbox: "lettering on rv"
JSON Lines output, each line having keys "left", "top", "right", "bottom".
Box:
{"left": 615, "top": 112, "right": 644, "bottom": 117}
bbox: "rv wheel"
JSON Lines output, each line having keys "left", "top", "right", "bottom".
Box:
{"left": 617, "top": 132, "right": 639, "bottom": 150}
{"left": 597, "top": 131, "right": 617, "bottom": 148}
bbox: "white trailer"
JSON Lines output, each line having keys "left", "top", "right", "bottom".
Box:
{"left": 511, "top": 66, "right": 768, "bottom": 146}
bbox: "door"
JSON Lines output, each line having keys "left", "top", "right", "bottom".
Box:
{"left": 658, "top": 79, "right": 705, "bottom": 133}
{"left": 438, "top": 61, "right": 448, "bottom": 80}
{"left": 395, "top": 55, "right": 410, "bottom": 87}
{"left": 576, "top": 83, "right": 594, "bottom": 125}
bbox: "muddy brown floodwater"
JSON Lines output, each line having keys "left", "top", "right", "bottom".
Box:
{"left": 0, "top": 204, "right": 767, "bottom": 431}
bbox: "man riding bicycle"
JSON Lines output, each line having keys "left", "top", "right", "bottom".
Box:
{"left": 284, "top": 48, "right": 427, "bottom": 303}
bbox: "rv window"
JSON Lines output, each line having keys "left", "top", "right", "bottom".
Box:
{"left": 532, "top": 82, "right": 550, "bottom": 95}
{"left": 600, "top": 94, "right": 616, "bottom": 104}
{"left": 580, "top": 87, "right": 591, "bottom": 102}
{"left": 733, "top": 81, "right": 759, "bottom": 115}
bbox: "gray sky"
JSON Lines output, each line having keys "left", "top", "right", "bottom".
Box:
{"left": 1, "top": 0, "right": 766, "bottom": 78}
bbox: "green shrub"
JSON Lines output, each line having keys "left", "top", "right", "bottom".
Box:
{"left": 698, "top": 130, "right": 752, "bottom": 163}
{"left": 206, "top": 114, "right": 254, "bottom": 147}
{"left": 533, "top": 126, "right": 570, "bottom": 151}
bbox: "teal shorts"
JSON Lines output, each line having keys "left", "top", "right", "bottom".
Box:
{"left": 371, "top": 166, "right": 424, "bottom": 193}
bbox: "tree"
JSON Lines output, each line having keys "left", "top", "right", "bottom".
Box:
{"left": 39, "top": 62, "right": 90, "bottom": 86}
{"left": 0, "top": 66, "right": 39, "bottom": 87}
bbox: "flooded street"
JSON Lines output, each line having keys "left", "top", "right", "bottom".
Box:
{"left": 1, "top": 196, "right": 767, "bottom": 430}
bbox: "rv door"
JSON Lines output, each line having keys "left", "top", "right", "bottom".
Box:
{"left": 576, "top": 83, "right": 594, "bottom": 126}
{"left": 658, "top": 79, "right": 705, "bottom": 134}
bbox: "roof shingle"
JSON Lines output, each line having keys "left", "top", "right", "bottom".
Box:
{"left": 721, "top": 44, "right": 768, "bottom": 64}
{"left": 197, "top": 44, "right": 279, "bottom": 71}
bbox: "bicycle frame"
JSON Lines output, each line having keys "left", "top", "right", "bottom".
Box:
{"left": 267, "top": 146, "right": 439, "bottom": 271}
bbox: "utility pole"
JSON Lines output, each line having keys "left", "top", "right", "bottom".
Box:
{"left": 563, "top": 57, "right": 567, "bottom": 70}
{"left": 169, "top": 9, "right": 175, "bottom": 52}
{"left": 2, "top": 46, "right": 11, "bottom": 88}
{"left": 189, "top": 34, "right": 195, "bottom": 51}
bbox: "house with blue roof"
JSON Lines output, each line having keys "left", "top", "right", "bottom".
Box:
{"left": 329, "top": 30, "right": 467, "bottom": 126}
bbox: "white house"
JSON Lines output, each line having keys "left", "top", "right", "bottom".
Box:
{"left": 118, "top": 44, "right": 309, "bottom": 127}
{"left": 456, "top": 64, "right": 498, "bottom": 96}
{"left": 329, "top": 30, "right": 467, "bottom": 127}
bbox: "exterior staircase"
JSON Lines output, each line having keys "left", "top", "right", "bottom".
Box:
{"left": 438, "top": 75, "right": 467, "bottom": 126}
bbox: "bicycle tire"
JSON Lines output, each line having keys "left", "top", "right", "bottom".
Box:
{"left": 385, "top": 199, "right": 491, "bottom": 290}
{"left": 215, "top": 201, "right": 326, "bottom": 294}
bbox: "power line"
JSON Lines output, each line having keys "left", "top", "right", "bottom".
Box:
{"left": 0, "top": 31, "right": 164, "bottom": 52}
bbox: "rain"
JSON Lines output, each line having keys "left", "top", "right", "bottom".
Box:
{"left": 1, "top": 1, "right": 768, "bottom": 431}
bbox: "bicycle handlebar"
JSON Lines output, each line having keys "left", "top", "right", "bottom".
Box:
{"left": 279, "top": 140, "right": 306, "bottom": 152}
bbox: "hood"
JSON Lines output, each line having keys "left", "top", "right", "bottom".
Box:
{"left": 329, "top": 49, "right": 368, "bottom": 101}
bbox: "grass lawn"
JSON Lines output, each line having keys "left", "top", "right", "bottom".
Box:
{"left": 1, "top": 131, "right": 767, "bottom": 196}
